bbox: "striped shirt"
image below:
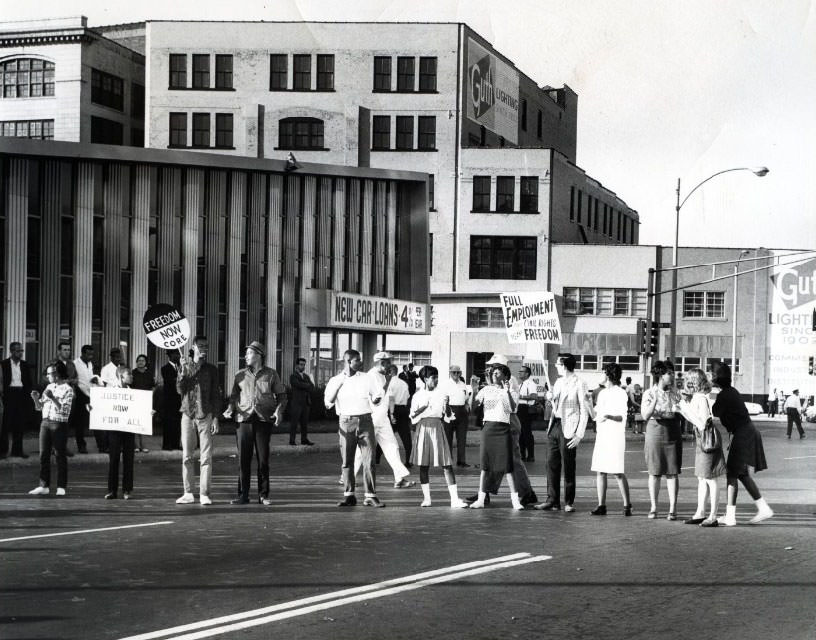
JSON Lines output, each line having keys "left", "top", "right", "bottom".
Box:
{"left": 41, "top": 382, "right": 74, "bottom": 422}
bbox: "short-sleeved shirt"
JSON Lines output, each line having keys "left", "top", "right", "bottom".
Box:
{"left": 410, "top": 387, "right": 448, "bottom": 424}
{"left": 42, "top": 382, "right": 74, "bottom": 422}
{"left": 439, "top": 377, "right": 471, "bottom": 406}
{"left": 229, "top": 366, "right": 286, "bottom": 423}
{"left": 476, "top": 384, "right": 516, "bottom": 423}
{"left": 325, "top": 371, "right": 382, "bottom": 416}
{"left": 388, "top": 376, "right": 410, "bottom": 407}
{"left": 518, "top": 378, "right": 538, "bottom": 406}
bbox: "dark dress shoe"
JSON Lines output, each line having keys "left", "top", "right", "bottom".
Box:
{"left": 289, "top": 441, "right": 297, "bottom": 446}
{"left": 684, "top": 517, "right": 705, "bottom": 525}
{"left": 623, "top": 505, "right": 633, "bottom": 517}
{"left": 105, "top": 492, "right": 117, "bottom": 499}
{"left": 337, "top": 495, "right": 357, "bottom": 507}
{"left": 65, "top": 450, "right": 75, "bottom": 457}
{"left": 590, "top": 505, "right": 607, "bottom": 516}
{"left": 520, "top": 492, "right": 538, "bottom": 506}
{"left": 230, "top": 497, "right": 250, "bottom": 505}
{"left": 534, "top": 501, "right": 561, "bottom": 511}
{"left": 699, "top": 518, "right": 719, "bottom": 527}
{"left": 301, "top": 439, "right": 315, "bottom": 446}
{"left": 456, "top": 462, "right": 471, "bottom": 468}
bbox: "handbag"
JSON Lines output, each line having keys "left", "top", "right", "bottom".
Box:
{"left": 700, "top": 401, "right": 721, "bottom": 453}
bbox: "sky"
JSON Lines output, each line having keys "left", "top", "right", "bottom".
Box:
{"left": 4, "top": 0, "right": 815, "bottom": 251}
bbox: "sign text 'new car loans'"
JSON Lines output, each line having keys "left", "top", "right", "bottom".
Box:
{"left": 330, "top": 292, "right": 428, "bottom": 333}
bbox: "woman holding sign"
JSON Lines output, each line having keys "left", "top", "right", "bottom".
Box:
{"left": 105, "top": 367, "right": 137, "bottom": 500}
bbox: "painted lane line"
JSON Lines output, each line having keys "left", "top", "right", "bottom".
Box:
{"left": 119, "top": 553, "right": 534, "bottom": 640}
{"left": 783, "top": 455, "right": 816, "bottom": 460}
{"left": 137, "top": 555, "right": 551, "bottom": 640}
{"left": 0, "top": 521, "right": 174, "bottom": 543}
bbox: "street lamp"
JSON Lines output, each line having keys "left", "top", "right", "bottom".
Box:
{"left": 732, "top": 249, "right": 751, "bottom": 373}
{"left": 668, "top": 166, "right": 769, "bottom": 360}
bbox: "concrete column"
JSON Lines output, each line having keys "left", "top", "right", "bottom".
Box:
{"left": 359, "top": 179, "right": 373, "bottom": 295}
{"left": 39, "top": 161, "right": 62, "bottom": 356}
{"left": 345, "top": 179, "right": 360, "bottom": 293}
{"left": 130, "top": 165, "right": 152, "bottom": 363}
{"left": 3, "top": 158, "right": 28, "bottom": 352}
{"left": 246, "top": 173, "right": 265, "bottom": 343}
{"left": 102, "top": 164, "right": 128, "bottom": 355}
{"left": 373, "top": 180, "right": 387, "bottom": 297}
{"left": 280, "top": 174, "right": 300, "bottom": 370}
{"left": 225, "top": 171, "right": 246, "bottom": 384}
{"left": 385, "top": 181, "right": 397, "bottom": 298}
{"left": 204, "top": 170, "right": 226, "bottom": 358}
{"left": 331, "top": 179, "right": 346, "bottom": 292}
{"left": 181, "top": 168, "right": 204, "bottom": 326}
{"left": 315, "top": 177, "right": 333, "bottom": 289}
{"left": 157, "top": 167, "right": 181, "bottom": 305}
{"left": 266, "top": 174, "right": 283, "bottom": 363}
{"left": 72, "top": 162, "right": 97, "bottom": 352}
{"left": 299, "top": 176, "right": 317, "bottom": 363}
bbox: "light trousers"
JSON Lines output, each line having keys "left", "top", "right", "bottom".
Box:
{"left": 181, "top": 414, "right": 214, "bottom": 496}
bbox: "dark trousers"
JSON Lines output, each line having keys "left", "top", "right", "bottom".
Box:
{"left": 484, "top": 415, "right": 533, "bottom": 496}
{"left": 517, "top": 404, "right": 534, "bottom": 461}
{"left": 1, "top": 388, "right": 29, "bottom": 456}
{"left": 392, "top": 405, "right": 413, "bottom": 464}
{"left": 787, "top": 409, "right": 804, "bottom": 437}
{"left": 162, "top": 409, "right": 181, "bottom": 450}
{"left": 38, "top": 419, "right": 68, "bottom": 488}
{"left": 768, "top": 400, "right": 777, "bottom": 418}
{"left": 546, "top": 419, "right": 577, "bottom": 506}
{"left": 107, "top": 431, "right": 135, "bottom": 494}
{"left": 444, "top": 405, "right": 469, "bottom": 464}
{"left": 237, "top": 418, "right": 272, "bottom": 500}
{"left": 289, "top": 402, "right": 311, "bottom": 444}
{"left": 338, "top": 414, "right": 376, "bottom": 495}
{"left": 68, "top": 391, "right": 90, "bottom": 452}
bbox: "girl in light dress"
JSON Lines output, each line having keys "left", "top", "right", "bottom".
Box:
{"left": 409, "top": 366, "right": 468, "bottom": 508}
{"left": 589, "top": 363, "right": 632, "bottom": 516}
{"left": 677, "top": 368, "right": 726, "bottom": 527}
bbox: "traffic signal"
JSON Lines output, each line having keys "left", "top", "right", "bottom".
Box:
{"left": 637, "top": 319, "right": 660, "bottom": 354}
{"left": 809, "top": 356, "right": 815, "bottom": 376}
{"left": 812, "top": 308, "right": 816, "bottom": 332}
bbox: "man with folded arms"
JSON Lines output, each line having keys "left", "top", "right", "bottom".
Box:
{"left": 439, "top": 364, "right": 471, "bottom": 467}
{"left": 325, "top": 349, "right": 385, "bottom": 507}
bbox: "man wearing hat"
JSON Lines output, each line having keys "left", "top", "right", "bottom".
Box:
{"left": 439, "top": 364, "right": 472, "bottom": 466}
{"left": 223, "top": 341, "right": 287, "bottom": 505}
{"left": 356, "top": 351, "right": 415, "bottom": 489}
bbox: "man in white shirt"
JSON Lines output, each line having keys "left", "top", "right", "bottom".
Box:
{"left": 100, "top": 348, "right": 124, "bottom": 388}
{"left": 517, "top": 366, "right": 539, "bottom": 463}
{"left": 358, "top": 352, "right": 414, "bottom": 489}
{"left": 784, "top": 389, "right": 805, "bottom": 439}
{"left": 439, "top": 364, "right": 472, "bottom": 466}
{"left": 324, "top": 349, "right": 385, "bottom": 507}
{"left": 536, "top": 352, "right": 590, "bottom": 512}
{"left": 386, "top": 364, "right": 412, "bottom": 467}
{"left": 72, "top": 344, "right": 102, "bottom": 453}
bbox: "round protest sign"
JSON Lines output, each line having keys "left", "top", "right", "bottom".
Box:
{"left": 142, "top": 304, "right": 190, "bottom": 350}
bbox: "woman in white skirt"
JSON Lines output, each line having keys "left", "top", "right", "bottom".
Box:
{"left": 410, "top": 366, "right": 468, "bottom": 508}
{"left": 590, "top": 363, "right": 632, "bottom": 516}
{"left": 677, "top": 368, "right": 726, "bottom": 527}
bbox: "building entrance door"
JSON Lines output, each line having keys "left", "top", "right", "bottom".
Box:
{"left": 466, "top": 352, "right": 493, "bottom": 384}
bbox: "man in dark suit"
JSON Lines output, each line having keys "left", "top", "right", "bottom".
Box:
{"left": 1, "top": 342, "right": 33, "bottom": 458}
{"left": 399, "top": 363, "right": 418, "bottom": 398}
{"left": 161, "top": 350, "right": 183, "bottom": 450}
{"left": 288, "top": 357, "right": 315, "bottom": 446}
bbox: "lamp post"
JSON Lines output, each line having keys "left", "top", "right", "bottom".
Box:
{"left": 668, "top": 166, "right": 769, "bottom": 361}
{"left": 732, "top": 249, "right": 751, "bottom": 373}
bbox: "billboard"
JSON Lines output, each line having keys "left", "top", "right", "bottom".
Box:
{"left": 767, "top": 255, "right": 816, "bottom": 395}
{"left": 466, "top": 37, "right": 519, "bottom": 145}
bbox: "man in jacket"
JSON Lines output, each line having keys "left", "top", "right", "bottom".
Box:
{"left": 288, "top": 357, "right": 315, "bottom": 446}
{"left": 176, "top": 336, "right": 222, "bottom": 506}
{"left": 1, "top": 342, "right": 33, "bottom": 458}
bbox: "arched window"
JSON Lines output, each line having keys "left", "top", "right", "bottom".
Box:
{"left": 1, "top": 58, "right": 55, "bottom": 98}
{"left": 278, "top": 117, "right": 324, "bottom": 150}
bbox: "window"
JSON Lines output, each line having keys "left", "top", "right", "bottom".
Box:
{"left": 495, "top": 176, "right": 514, "bottom": 212}
{"left": 130, "top": 127, "right": 144, "bottom": 147}
{"left": 469, "top": 236, "right": 537, "bottom": 280}
{"left": 569, "top": 186, "right": 575, "bottom": 221}
{"left": 131, "top": 83, "right": 144, "bottom": 118}
{"left": 1, "top": 58, "right": 55, "bottom": 98}
{"left": 537, "top": 109, "right": 542, "bottom": 138}
{"left": 428, "top": 174, "right": 435, "bottom": 211}
{"left": 593, "top": 199, "right": 599, "bottom": 231}
{"left": 270, "top": 54, "right": 287, "bottom": 90}
{"left": 417, "top": 116, "right": 436, "bottom": 150}
{"left": 169, "top": 113, "right": 187, "bottom": 147}
{"left": 676, "top": 356, "right": 702, "bottom": 373}
{"left": 316, "top": 54, "right": 334, "bottom": 90}
{"left": 565, "top": 287, "right": 646, "bottom": 316}
{"left": 473, "top": 176, "right": 491, "bottom": 212}
{"left": 418, "top": 57, "right": 437, "bottom": 91}
{"left": 395, "top": 115, "right": 413, "bottom": 150}
{"left": 521, "top": 99, "right": 527, "bottom": 131}
{"left": 0, "top": 119, "right": 54, "bottom": 139}
{"left": 373, "top": 56, "right": 391, "bottom": 91}
{"left": 372, "top": 115, "right": 390, "bottom": 149}
{"left": 577, "top": 190, "right": 583, "bottom": 225}
{"left": 617, "top": 211, "right": 623, "bottom": 241}
{"left": 192, "top": 54, "right": 209, "bottom": 89}
{"left": 90, "top": 116, "right": 123, "bottom": 145}
{"left": 429, "top": 233, "right": 433, "bottom": 276}
{"left": 683, "top": 291, "right": 725, "bottom": 318}
{"left": 168, "top": 54, "right": 187, "bottom": 90}
{"left": 215, "top": 55, "right": 233, "bottom": 89}
{"left": 603, "top": 204, "right": 609, "bottom": 236}
{"left": 293, "top": 54, "right": 311, "bottom": 90}
{"left": 278, "top": 117, "right": 324, "bottom": 150}
{"left": 602, "top": 355, "right": 641, "bottom": 372}
{"left": 397, "top": 57, "right": 414, "bottom": 91}
{"left": 716, "top": 358, "right": 741, "bottom": 374}
{"left": 466, "top": 307, "right": 505, "bottom": 328}
{"left": 91, "top": 68, "right": 124, "bottom": 111}
{"left": 520, "top": 177, "right": 538, "bottom": 213}
{"left": 192, "top": 113, "right": 210, "bottom": 147}
{"left": 577, "top": 355, "right": 599, "bottom": 371}
{"left": 215, "top": 113, "right": 233, "bottom": 148}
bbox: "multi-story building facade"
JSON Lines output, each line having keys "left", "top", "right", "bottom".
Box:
{"left": 0, "top": 17, "right": 145, "bottom": 146}
{"left": 142, "top": 20, "right": 639, "bottom": 373}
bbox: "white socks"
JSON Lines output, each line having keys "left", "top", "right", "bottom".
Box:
{"left": 511, "top": 492, "right": 524, "bottom": 510}
{"left": 749, "top": 497, "right": 774, "bottom": 524}
{"left": 469, "top": 491, "right": 487, "bottom": 509}
{"left": 718, "top": 505, "right": 737, "bottom": 526}
{"left": 420, "top": 484, "right": 432, "bottom": 507}
{"left": 448, "top": 484, "right": 468, "bottom": 508}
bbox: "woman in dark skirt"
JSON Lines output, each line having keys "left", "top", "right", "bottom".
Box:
{"left": 641, "top": 360, "right": 683, "bottom": 520}
{"left": 711, "top": 362, "right": 773, "bottom": 526}
{"left": 469, "top": 364, "right": 523, "bottom": 510}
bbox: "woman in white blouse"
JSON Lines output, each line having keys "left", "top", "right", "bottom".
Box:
{"left": 469, "top": 364, "right": 523, "bottom": 510}
{"left": 590, "top": 363, "right": 632, "bottom": 516}
{"left": 410, "top": 366, "right": 468, "bottom": 508}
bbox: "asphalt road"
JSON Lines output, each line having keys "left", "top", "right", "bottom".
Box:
{"left": 1, "top": 419, "right": 815, "bottom": 640}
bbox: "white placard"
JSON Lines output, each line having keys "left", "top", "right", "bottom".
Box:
{"left": 89, "top": 387, "right": 153, "bottom": 435}
{"left": 501, "top": 291, "right": 562, "bottom": 344}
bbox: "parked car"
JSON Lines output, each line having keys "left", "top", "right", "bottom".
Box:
{"left": 744, "top": 402, "right": 764, "bottom": 416}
